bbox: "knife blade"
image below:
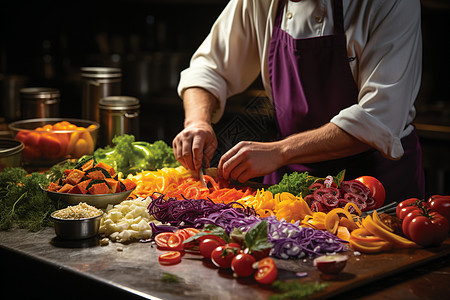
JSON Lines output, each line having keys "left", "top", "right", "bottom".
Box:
{"left": 198, "top": 165, "right": 207, "bottom": 188}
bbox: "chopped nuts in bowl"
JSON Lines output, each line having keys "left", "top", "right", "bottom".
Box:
{"left": 51, "top": 202, "right": 103, "bottom": 239}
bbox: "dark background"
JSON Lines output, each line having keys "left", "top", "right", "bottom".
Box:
{"left": 1, "top": 0, "right": 449, "bottom": 195}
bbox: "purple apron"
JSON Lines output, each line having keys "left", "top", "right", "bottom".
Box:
{"left": 264, "top": 0, "right": 425, "bottom": 204}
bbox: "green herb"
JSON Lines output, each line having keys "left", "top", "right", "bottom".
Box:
{"left": 267, "top": 170, "right": 346, "bottom": 197}
{"left": 46, "top": 158, "right": 78, "bottom": 183}
{"left": 93, "top": 135, "right": 180, "bottom": 177}
{"left": 333, "top": 169, "right": 346, "bottom": 188}
{"left": 161, "top": 272, "right": 180, "bottom": 283}
{"left": 269, "top": 280, "right": 328, "bottom": 300}
{"left": 267, "top": 171, "right": 319, "bottom": 197}
{"left": 0, "top": 167, "right": 64, "bottom": 231}
{"left": 244, "top": 220, "right": 272, "bottom": 253}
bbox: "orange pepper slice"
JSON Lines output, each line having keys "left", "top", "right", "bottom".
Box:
{"left": 362, "top": 215, "right": 418, "bottom": 249}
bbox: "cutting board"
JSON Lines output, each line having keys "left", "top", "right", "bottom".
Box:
{"left": 272, "top": 237, "right": 450, "bottom": 299}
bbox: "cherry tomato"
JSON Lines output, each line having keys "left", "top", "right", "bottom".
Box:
{"left": 199, "top": 238, "right": 225, "bottom": 259}
{"left": 211, "top": 244, "right": 240, "bottom": 269}
{"left": 402, "top": 209, "right": 449, "bottom": 247}
{"left": 231, "top": 253, "right": 256, "bottom": 277}
{"left": 355, "top": 176, "right": 385, "bottom": 209}
{"left": 198, "top": 234, "right": 226, "bottom": 245}
{"left": 428, "top": 195, "right": 450, "bottom": 222}
{"left": 254, "top": 257, "right": 278, "bottom": 285}
{"left": 158, "top": 251, "right": 181, "bottom": 265}
{"left": 252, "top": 248, "right": 270, "bottom": 261}
{"left": 154, "top": 232, "right": 174, "bottom": 250}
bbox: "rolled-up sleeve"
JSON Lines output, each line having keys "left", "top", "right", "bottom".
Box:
{"left": 331, "top": 0, "right": 422, "bottom": 159}
{"left": 178, "top": 0, "right": 262, "bottom": 123}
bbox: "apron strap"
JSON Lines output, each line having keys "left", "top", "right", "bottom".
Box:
{"left": 274, "top": 0, "right": 287, "bottom": 29}
{"left": 333, "top": 0, "right": 345, "bottom": 35}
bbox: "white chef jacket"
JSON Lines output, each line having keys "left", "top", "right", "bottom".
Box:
{"left": 177, "top": 0, "right": 422, "bottom": 160}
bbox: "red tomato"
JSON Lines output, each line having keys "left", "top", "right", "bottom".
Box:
{"left": 402, "top": 209, "right": 449, "bottom": 247}
{"left": 158, "top": 251, "right": 181, "bottom": 265}
{"left": 396, "top": 198, "right": 429, "bottom": 219}
{"left": 211, "top": 244, "right": 240, "bottom": 269}
{"left": 355, "top": 176, "right": 386, "bottom": 209}
{"left": 428, "top": 195, "right": 450, "bottom": 222}
{"left": 39, "top": 133, "right": 62, "bottom": 160}
{"left": 252, "top": 248, "right": 270, "bottom": 261}
{"left": 198, "top": 234, "right": 226, "bottom": 245}
{"left": 254, "top": 258, "right": 278, "bottom": 285}
{"left": 154, "top": 232, "right": 174, "bottom": 250}
{"left": 167, "top": 232, "right": 185, "bottom": 251}
{"left": 231, "top": 253, "right": 256, "bottom": 277}
{"left": 199, "top": 238, "right": 224, "bottom": 259}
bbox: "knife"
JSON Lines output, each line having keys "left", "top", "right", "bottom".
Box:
{"left": 198, "top": 164, "right": 207, "bottom": 188}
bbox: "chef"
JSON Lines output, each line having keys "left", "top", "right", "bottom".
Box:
{"left": 172, "top": 0, "right": 425, "bottom": 204}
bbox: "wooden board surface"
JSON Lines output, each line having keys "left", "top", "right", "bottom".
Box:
{"left": 272, "top": 237, "right": 450, "bottom": 299}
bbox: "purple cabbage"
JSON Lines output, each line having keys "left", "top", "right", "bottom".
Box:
{"left": 265, "top": 216, "right": 345, "bottom": 259}
{"left": 147, "top": 192, "right": 256, "bottom": 232}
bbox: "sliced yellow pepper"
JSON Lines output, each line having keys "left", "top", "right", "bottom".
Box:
{"left": 362, "top": 215, "right": 418, "bottom": 249}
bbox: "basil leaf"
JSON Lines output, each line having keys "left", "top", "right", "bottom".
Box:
{"left": 244, "top": 220, "right": 272, "bottom": 252}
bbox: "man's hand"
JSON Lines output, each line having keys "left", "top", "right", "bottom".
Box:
{"left": 173, "top": 121, "right": 217, "bottom": 170}
{"left": 218, "top": 141, "right": 283, "bottom": 183}
{"left": 172, "top": 87, "right": 219, "bottom": 170}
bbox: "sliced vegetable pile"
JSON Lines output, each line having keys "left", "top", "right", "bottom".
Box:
{"left": 47, "top": 156, "right": 136, "bottom": 195}
{"left": 304, "top": 176, "right": 384, "bottom": 213}
{"left": 128, "top": 167, "right": 256, "bottom": 205}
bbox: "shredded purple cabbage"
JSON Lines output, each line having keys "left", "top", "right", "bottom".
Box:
{"left": 147, "top": 193, "right": 345, "bottom": 259}
{"left": 147, "top": 192, "right": 256, "bottom": 232}
{"left": 265, "top": 216, "right": 345, "bottom": 259}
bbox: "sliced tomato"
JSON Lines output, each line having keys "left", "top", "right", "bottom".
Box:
{"left": 158, "top": 251, "right": 182, "bottom": 265}
{"left": 154, "top": 232, "right": 174, "bottom": 250}
{"left": 254, "top": 257, "right": 278, "bottom": 285}
{"left": 175, "top": 229, "right": 191, "bottom": 240}
{"left": 167, "top": 232, "right": 185, "bottom": 251}
{"left": 181, "top": 228, "right": 200, "bottom": 237}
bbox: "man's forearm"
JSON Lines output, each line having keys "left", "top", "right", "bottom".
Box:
{"left": 278, "top": 123, "right": 372, "bottom": 165}
{"left": 182, "top": 87, "right": 220, "bottom": 127}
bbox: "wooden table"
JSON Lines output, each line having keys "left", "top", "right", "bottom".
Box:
{"left": 1, "top": 228, "right": 449, "bottom": 300}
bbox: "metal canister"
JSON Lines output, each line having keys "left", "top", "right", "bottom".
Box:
{"left": 81, "top": 67, "right": 122, "bottom": 123}
{"left": 99, "top": 96, "right": 140, "bottom": 146}
{"left": 20, "top": 87, "right": 60, "bottom": 119}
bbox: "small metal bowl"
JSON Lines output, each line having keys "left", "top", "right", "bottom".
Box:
{"left": 50, "top": 211, "right": 103, "bottom": 240}
{"left": 0, "top": 138, "right": 24, "bottom": 171}
{"left": 43, "top": 186, "right": 135, "bottom": 209}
